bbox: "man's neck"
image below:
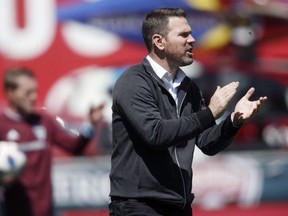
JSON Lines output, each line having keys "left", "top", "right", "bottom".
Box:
{"left": 148, "top": 54, "right": 178, "bottom": 78}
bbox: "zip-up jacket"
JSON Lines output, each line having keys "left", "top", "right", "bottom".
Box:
{"left": 109, "top": 58, "right": 240, "bottom": 209}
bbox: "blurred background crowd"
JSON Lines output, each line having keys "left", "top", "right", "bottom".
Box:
{"left": 0, "top": 0, "right": 288, "bottom": 215}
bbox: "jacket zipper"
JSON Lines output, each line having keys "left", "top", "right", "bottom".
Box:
{"left": 175, "top": 85, "right": 189, "bottom": 209}
{"left": 174, "top": 148, "right": 187, "bottom": 209}
{"left": 156, "top": 77, "right": 191, "bottom": 209}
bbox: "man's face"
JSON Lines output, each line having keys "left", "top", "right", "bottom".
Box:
{"left": 163, "top": 17, "right": 195, "bottom": 67}
{"left": 7, "top": 75, "right": 38, "bottom": 115}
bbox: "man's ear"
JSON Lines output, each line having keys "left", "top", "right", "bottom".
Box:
{"left": 152, "top": 34, "right": 165, "bottom": 51}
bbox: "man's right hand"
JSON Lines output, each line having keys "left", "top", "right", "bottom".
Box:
{"left": 208, "top": 81, "right": 239, "bottom": 119}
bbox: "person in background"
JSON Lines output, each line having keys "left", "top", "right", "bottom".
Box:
{"left": 109, "top": 8, "right": 267, "bottom": 216}
{"left": 0, "top": 67, "right": 103, "bottom": 216}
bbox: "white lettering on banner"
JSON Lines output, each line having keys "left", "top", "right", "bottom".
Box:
{"left": 192, "top": 155, "right": 262, "bottom": 209}
{"left": 263, "top": 125, "right": 288, "bottom": 148}
{"left": 61, "top": 21, "right": 121, "bottom": 57}
{"left": 53, "top": 170, "right": 110, "bottom": 207}
{"left": 0, "top": 0, "right": 56, "bottom": 59}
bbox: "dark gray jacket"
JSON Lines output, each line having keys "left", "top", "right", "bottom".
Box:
{"left": 109, "top": 58, "right": 240, "bottom": 209}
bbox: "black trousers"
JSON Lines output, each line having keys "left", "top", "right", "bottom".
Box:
{"left": 109, "top": 197, "right": 192, "bottom": 216}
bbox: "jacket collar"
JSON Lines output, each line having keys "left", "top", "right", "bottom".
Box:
{"left": 142, "top": 57, "right": 192, "bottom": 111}
{"left": 142, "top": 57, "right": 191, "bottom": 88}
{"left": 142, "top": 57, "right": 164, "bottom": 85}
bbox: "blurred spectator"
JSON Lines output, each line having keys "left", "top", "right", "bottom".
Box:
{"left": 0, "top": 67, "right": 103, "bottom": 216}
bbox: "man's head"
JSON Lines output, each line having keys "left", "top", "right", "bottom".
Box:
{"left": 3, "top": 67, "right": 38, "bottom": 115}
{"left": 142, "top": 8, "right": 187, "bottom": 52}
{"left": 142, "top": 8, "right": 195, "bottom": 70}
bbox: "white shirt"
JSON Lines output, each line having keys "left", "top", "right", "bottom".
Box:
{"left": 146, "top": 55, "right": 186, "bottom": 107}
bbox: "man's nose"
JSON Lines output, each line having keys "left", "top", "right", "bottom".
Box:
{"left": 188, "top": 34, "right": 195, "bottom": 43}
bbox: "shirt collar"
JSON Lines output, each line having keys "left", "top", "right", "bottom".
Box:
{"left": 4, "top": 108, "right": 23, "bottom": 121}
{"left": 146, "top": 55, "right": 186, "bottom": 85}
{"left": 146, "top": 55, "right": 167, "bottom": 79}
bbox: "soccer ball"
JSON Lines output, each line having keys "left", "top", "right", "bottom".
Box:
{"left": 0, "top": 141, "right": 27, "bottom": 180}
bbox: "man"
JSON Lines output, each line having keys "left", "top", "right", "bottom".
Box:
{"left": 0, "top": 67, "right": 103, "bottom": 216}
{"left": 109, "top": 8, "right": 267, "bottom": 216}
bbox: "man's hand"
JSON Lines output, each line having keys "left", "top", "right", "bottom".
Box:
{"left": 89, "top": 103, "right": 105, "bottom": 125}
{"left": 232, "top": 87, "right": 267, "bottom": 126}
{"left": 208, "top": 81, "right": 239, "bottom": 119}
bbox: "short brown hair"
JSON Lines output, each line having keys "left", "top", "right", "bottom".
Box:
{"left": 3, "top": 67, "right": 35, "bottom": 91}
{"left": 142, "top": 8, "right": 187, "bottom": 52}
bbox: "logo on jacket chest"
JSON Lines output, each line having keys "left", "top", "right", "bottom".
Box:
{"left": 6, "top": 129, "right": 20, "bottom": 141}
{"left": 32, "top": 125, "right": 47, "bottom": 141}
{"left": 6, "top": 126, "right": 47, "bottom": 141}
{"left": 5, "top": 126, "right": 47, "bottom": 152}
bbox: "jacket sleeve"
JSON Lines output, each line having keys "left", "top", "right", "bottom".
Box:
{"left": 113, "top": 71, "right": 217, "bottom": 151}
{"left": 196, "top": 113, "right": 241, "bottom": 156}
{"left": 46, "top": 112, "right": 93, "bottom": 155}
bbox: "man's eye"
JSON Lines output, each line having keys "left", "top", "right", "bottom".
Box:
{"left": 180, "top": 33, "right": 190, "bottom": 37}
